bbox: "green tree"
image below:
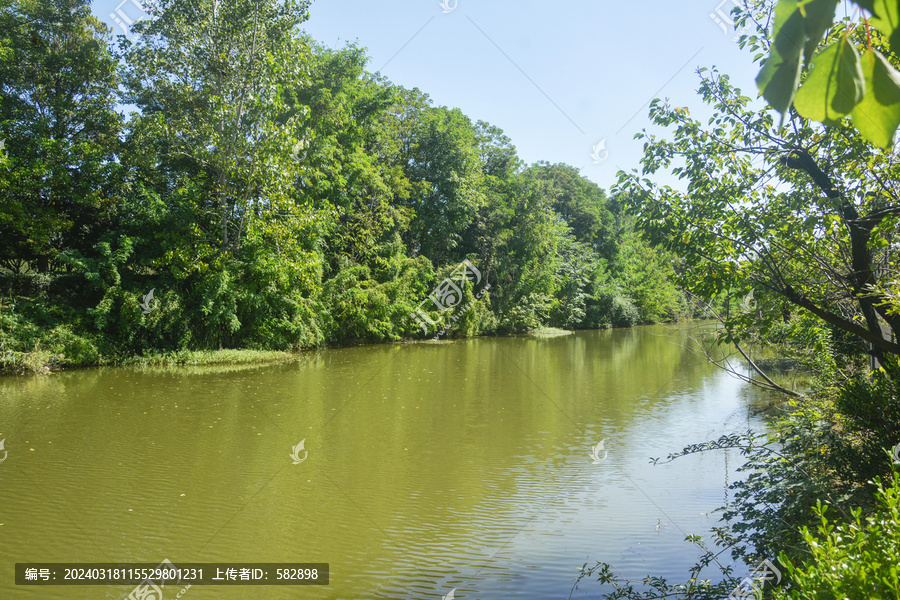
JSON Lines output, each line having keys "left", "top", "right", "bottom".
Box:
{"left": 121, "top": 0, "right": 313, "bottom": 253}
{"left": 602, "top": 6, "right": 900, "bottom": 595}
{"left": 492, "top": 169, "right": 568, "bottom": 332}
{"left": 291, "top": 42, "right": 413, "bottom": 270}
{"left": 613, "top": 223, "right": 685, "bottom": 324}
{"left": 458, "top": 121, "right": 519, "bottom": 287}
{"left": 617, "top": 64, "right": 900, "bottom": 365}
{"left": 0, "top": 0, "right": 122, "bottom": 272}
{"left": 774, "top": 475, "right": 900, "bottom": 599}
{"left": 528, "top": 162, "right": 617, "bottom": 257}
{"left": 393, "top": 93, "right": 485, "bottom": 265}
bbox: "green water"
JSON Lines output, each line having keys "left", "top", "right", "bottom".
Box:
{"left": 0, "top": 325, "right": 767, "bottom": 599}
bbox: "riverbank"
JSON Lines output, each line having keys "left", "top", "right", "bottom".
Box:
{"left": 0, "top": 324, "right": 627, "bottom": 375}
{"left": 0, "top": 347, "right": 298, "bottom": 375}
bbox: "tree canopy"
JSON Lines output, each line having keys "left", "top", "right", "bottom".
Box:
{"left": 618, "top": 0, "right": 900, "bottom": 371}
{"left": 0, "top": 0, "right": 685, "bottom": 364}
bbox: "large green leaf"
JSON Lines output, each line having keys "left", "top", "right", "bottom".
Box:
{"left": 757, "top": 53, "right": 804, "bottom": 116}
{"left": 802, "top": 0, "right": 841, "bottom": 67}
{"left": 794, "top": 36, "right": 865, "bottom": 124}
{"left": 757, "top": 0, "right": 807, "bottom": 114}
{"left": 772, "top": 0, "right": 810, "bottom": 63}
{"left": 852, "top": 48, "right": 900, "bottom": 148}
{"left": 756, "top": 0, "right": 840, "bottom": 117}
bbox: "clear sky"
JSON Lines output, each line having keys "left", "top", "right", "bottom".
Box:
{"left": 91, "top": 0, "right": 765, "bottom": 191}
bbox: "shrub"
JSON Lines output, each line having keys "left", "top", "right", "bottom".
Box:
{"left": 775, "top": 474, "right": 900, "bottom": 599}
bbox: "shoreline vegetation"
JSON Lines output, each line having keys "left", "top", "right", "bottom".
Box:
{"left": 0, "top": 347, "right": 295, "bottom": 375}
{"left": 0, "top": 324, "right": 636, "bottom": 375}
{"left": 0, "top": 0, "right": 690, "bottom": 378}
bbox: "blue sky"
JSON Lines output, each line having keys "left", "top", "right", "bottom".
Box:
{"left": 91, "top": 0, "right": 765, "bottom": 191}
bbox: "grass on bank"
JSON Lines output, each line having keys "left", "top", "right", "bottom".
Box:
{"left": 119, "top": 349, "right": 296, "bottom": 368}
{"left": 528, "top": 326, "right": 574, "bottom": 337}
{"left": 0, "top": 347, "right": 297, "bottom": 375}
{"left": 0, "top": 350, "right": 66, "bottom": 375}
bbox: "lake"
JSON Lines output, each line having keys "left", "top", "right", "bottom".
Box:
{"left": 0, "top": 324, "right": 768, "bottom": 599}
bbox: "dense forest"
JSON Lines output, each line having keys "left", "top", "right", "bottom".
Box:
{"left": 0, "top": 0, "right": 685, "bottom": 371}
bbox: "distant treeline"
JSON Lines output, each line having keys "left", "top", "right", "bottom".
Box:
{"left": 0, "top": 0, "right": 686, "bottom": 367}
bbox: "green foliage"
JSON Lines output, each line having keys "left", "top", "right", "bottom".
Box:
{"left": 320, "top": 252, "right": 432, "bottom": 344}
{"left": 775, "top": 475, "right": 900, "bottom": 599}
{"left": 754, "top": 0, "right": 900, "bottom": 148}
{"left": 121, "top": 0, "right": 314, "bottom": 252}
{"left": 549, "top": 235, "right": 598, "bottom": 328}
{"left": 593, "top": 288, "right": 640, "bottom": 328}
{"left": 121, "top": 348, "right": 293, "bottom": 367}
{"left": 39, "top": 325, "right": 99, "bottom": 366}
{"left": 855, "top": 46, "right": 900, "bottom": 148}
{"left": 618, "top": 59, "right": 900, "bottom": 367}
{"left": 832, "top": 362, "right": 900, "bottom": 482}
{"left": 0, "top": 283, "right": 100, "bottom": 372}
{"left": 756, "top": 0, "right": 838, "bottom": 117}
{"left": 613, "top": 224, "right": 687, "bottom": 324}
{"left": 0, "top": 0, "right": 684, "bottom": 366}
{"left": 0, "top": 0, "right": 123, "bottom": 270}
{"left": 793, "top": 34, "right": 865, "bottom": 123}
